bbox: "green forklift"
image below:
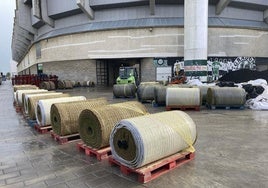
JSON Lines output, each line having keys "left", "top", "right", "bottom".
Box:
{"left": 116, "top": 66, "right": 139, "bottom": 86}
{"left": 113, "top": 66, "right": 139, "bottom": 98}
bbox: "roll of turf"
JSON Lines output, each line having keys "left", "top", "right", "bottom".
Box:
{"left": 57, "top": 80, "right": 65, "bottom": 89}
{"left": 192, "top": 86, "right": 210, "bottom": 104}
{"left": 23, "top": 92, "right": 59, "bottom": 114}
{"left": 79, "top": 101, "right": 148, "bottom": 149}
{"left": 110, "top": 111, "right": 197, "bottom": 168}
{"left": 13, "top": 85, "right": 38, "bottom": 92}
{"left": 63, "top": 80, "right": 73, "bottom": 89}
{"left": 36, "top": 96, "right": 86, "bottom": 126}
{"left": 28, "top": 94, "right": 70, "bottom": 120}
{"left": 166, "top": 88, "right": 201, "bottom": 106}
{"left": 113, "top": 84, "right": 136, "bottom": 98}
{"left": 50, "top": 98, "right": 108, "bottom": 136}
{"left": 48, "top": 81, "right": 56, "bottom": 90}
{"left": 154, "top": 85, "right": 167, "bottom": 105}
{"left": 39, "top": 82, "right": 51, "bottom": 90}
{"left": 16, "top": 89, "right": 48, "bottom": 106}
{"left": 137, "top": 82, "right": 160, "bottom": 102}
{"left": 206, "top": 87, "right": 246, "bottom": 106}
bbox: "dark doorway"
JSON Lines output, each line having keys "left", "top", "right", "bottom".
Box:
{"left": 108, "top": 59, "right": 141, "bottom": 86}
{"left": 96, "top": 59, "right": 141, "bottom": 86}
{"left": 96, "top": 60, "right": 109, "bottom": 86}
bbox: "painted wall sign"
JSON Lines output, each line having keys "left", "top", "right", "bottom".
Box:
{"left": 154, "top": 57, "right": 258, "bottom": 82}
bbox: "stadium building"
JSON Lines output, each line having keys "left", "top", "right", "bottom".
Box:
{"left": 12, "top": 0, "right": 268, "bottom": 85}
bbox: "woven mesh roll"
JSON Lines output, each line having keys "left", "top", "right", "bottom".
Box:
{"left": 24, "top": 92, "right": 59, "bottom": 114}
{"left": 28, "top": 94, "right": 70, "bottom": 120}
{"left": 82, "top": 81, "right": 87, "bottom": 87}
{"left": 48, "top": 81, "right": 56, "bottom": 90}
{"left": 64, "top": 80, "right": 73, "bottom": 89}
{"left": 206, "top": 87, "right": 246, "bottom": 106}
{"left": 16, "top": 89, "right": 47, "bottom": 106}
{"left": 192, "top": 86, "right": 210, "bottom": 104}
{"left": 154, "top": 85, "right": 167, "bottom": 105}
{"left": 36, "top": 96, "right": 86, "bottom": 126}
{"left": 113, "top": 84, "right": 136, "bottom": 98}
{"left": 57, "top": 80, "right": 65, "bottom": 89}
{"left": 137, "top": 82, "right": 160, "bottom": 102}
{"left": 110, "top": 111, "right": 197, "bottom": 168}
{"left": 13, "top": 85, "right": 38, "bottom": 92}
{"left": 166, "top": 88, "right": 201, "bottom": 106}
{"left": 50, "top": 98, "right": 108, "bottom": 136}
{"left": 79, "top": 101, "right": 148, "bottom": 149}
{"left": 39, "top": 82, "right": 51, "bottom": 90}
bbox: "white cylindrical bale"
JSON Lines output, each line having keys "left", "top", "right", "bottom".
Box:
{"left": 166, "top": 88, "right": 201, "bottom": 106}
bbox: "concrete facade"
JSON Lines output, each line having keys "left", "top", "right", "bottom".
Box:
{"left": 12, "top": 0, "right": 268, "bottom": 85}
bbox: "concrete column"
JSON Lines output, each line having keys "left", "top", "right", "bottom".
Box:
{"left": 184, "top": 0, "right": 208, "bottom": 82}
{"left": 264, "top": 9, "right": 268, "bottom": 24}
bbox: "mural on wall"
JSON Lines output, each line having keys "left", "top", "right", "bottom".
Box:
{"left": 154, "top": 57, "right": 257, "bottom": 81}
{"left": 207, "top": 57, "right": 256, "bottom": 81}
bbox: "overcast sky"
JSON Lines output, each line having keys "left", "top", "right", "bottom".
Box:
{"left": 0, "top": 0, "right": 16, "bottom": 74}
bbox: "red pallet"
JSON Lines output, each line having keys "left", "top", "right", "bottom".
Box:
{"left": 50, "top": 131, "right": 80, "bottom": 144}
{"left": 166, "top": 105, "right": 200, "bottom": 111}
{"left": 34, "top": 124, "right": 52, "bottom": 134}
{"left": 109, "top": 151, "right": 195, "bottom": 183}
{"left": 15, "top": 106, "right": 22, "bottom": 113}
{"left": 77, "top": 142, "right": 111, "bottom": 161}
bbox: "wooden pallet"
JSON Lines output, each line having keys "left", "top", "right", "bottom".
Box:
{"left": 50, "top": 131, "right": 81, "bottom": 144}
{"left": 76, "top": 142, "right": 111, "bottom": 161}
{"left": 206, "top": 104, "right": 245, "bottom": 110}
{"left": 109, "top": 151, "right": 195, "bottom": 183}
{"left": 166, "top": 105, "right": 200, "bottom": 111}
{"left": 34, "top": 124, "right": 52, "bottom": 134}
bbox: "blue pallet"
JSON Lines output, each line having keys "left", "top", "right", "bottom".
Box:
{"left": 206, "top": 104, "right": 245, "bottom": 110}
{"left": 27, "top": 119, "right": 37, "bottom": 127}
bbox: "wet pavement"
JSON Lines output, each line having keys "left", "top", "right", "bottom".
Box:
{"left": 0, "top": 80, "right": 267, "bottom": 188}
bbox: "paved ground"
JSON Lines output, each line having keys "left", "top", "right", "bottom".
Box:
{"left": 0, "top": 81, "right": 267, "bottom": 188}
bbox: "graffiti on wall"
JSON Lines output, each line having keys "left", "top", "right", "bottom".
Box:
{"left": 207, "top": 57, "right": 256, "bottom": 80}
{"left": 154, "top": 57, "right": 257, "bottom": 81}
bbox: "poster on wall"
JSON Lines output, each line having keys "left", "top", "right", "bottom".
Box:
{"left": 153, "top": 57, "right": 257, "bottom": 82}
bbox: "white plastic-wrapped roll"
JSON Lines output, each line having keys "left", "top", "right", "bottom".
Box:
{"left": 24, "top": 92, "right": 62, "bottom": 114}
{"left": 110, "top": 111, "right": 197, "bottom": 168}
{"left": 35, "top": 96, "right": 86, "bottom": 126}
{"left": 166, "top": 88, "right": 201, "bottom": 106}
{"left": 16, "top": 89, "right": 48, "bottom": 106}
